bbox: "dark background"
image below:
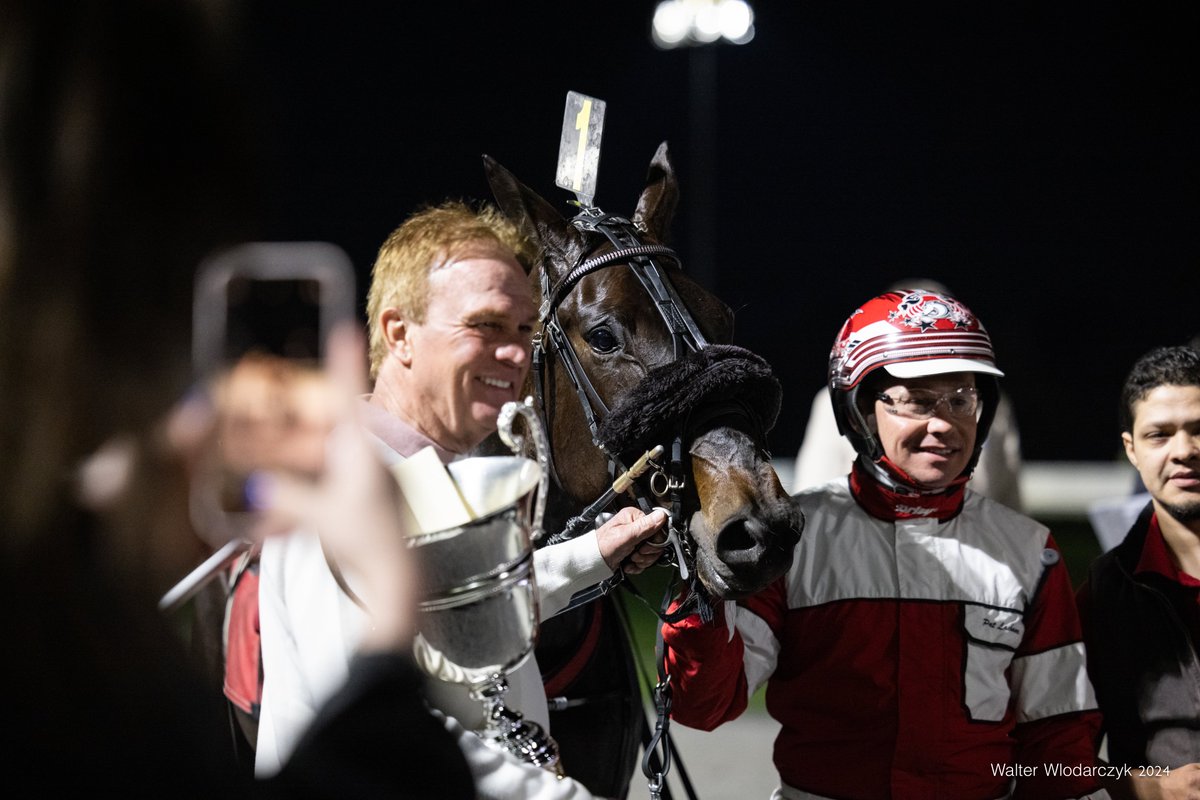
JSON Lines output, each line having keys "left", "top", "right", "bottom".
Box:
{"left": 238, "top": 1, "right": 1198, "bottom": 464}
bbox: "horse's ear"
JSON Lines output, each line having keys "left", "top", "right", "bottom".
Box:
{"left": 483, "top": 154, "right": 581, "bottom": 281}
{"left": 632, "top": 141, "right": 678, "bottom": 243}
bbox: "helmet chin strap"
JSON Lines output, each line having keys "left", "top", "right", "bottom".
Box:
{"left": 860, "top": 453, "right": 971, "bottom": 496}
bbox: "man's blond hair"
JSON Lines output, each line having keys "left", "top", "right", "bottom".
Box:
{"left": 366, "top": 201, "right": 532, "bottom": 378}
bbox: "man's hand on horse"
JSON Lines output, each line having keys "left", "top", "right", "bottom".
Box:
{"left": 596, "top": 506, "right": 669, "bottom": 574}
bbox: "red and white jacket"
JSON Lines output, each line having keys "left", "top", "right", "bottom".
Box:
{"left": 663, "top": 465, "right": 1107, "bottom": 800}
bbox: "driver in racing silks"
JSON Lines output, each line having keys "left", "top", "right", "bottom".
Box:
{"left": 660, "top": 290, "right": 1110, "bottom": 800}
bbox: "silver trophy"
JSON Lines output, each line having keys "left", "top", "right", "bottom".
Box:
{"left": 407, "top": 398, "right": 561, "bottom": 775}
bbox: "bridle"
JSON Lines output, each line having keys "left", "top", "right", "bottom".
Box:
{"left": 530, "top": 205, "right": 715, "bottom": 800}
{"left": 529, "top": 202, "right": 796, "bottom": 799}
{"left": 530, "top": 205, "right": 711, "bottom": 581}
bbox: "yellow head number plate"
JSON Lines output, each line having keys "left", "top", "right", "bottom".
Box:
{"left": 555, "top": 90, "right": 606, "bottom": 208}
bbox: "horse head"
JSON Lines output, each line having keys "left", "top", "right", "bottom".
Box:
{"left": 484, "top": 142, "right": 801, "bottom": 600}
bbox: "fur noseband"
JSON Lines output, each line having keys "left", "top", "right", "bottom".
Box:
{"left": 596, "top": 344, "right": 782, "bottom": 457}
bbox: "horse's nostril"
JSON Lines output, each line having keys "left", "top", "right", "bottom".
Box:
{"left": 713, "top": 515, "right": 800, "bottom": 576}
{"left": 710, "top": 522, "right": 758, "bottom": 554}
{"left": 716, "top": 518, "right": 767, "bottom": 555}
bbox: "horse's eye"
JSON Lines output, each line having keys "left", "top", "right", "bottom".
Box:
{"left": 585, "top": 326, "right": 620, "bottom": 354}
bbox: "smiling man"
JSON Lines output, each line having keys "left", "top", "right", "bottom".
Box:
{"left": 1078, "top": 345, "right": 1200, "bottom": 799}
{"left": 662, "top": 290, "right": 1108, "bottom": 799}
{"left": 364, "top": 209, "right": 538, "bottom": 455}
{"left": 255, "top": 202, "right": 665, "bottom": 797}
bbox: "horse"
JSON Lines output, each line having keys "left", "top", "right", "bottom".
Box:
{"left": 482, "top": 142, "right": 803, "bottom": 797}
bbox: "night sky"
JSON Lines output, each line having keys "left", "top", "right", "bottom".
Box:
{"left": 239, "top": 1, "right": 1198, "bottom": 463}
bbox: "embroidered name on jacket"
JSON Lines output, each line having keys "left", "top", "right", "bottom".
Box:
{"left": 982, "top": 617, "right": 1022, "bottom": 634}
{"left": 894, "top": 503, "right": 937, "bottom": 517}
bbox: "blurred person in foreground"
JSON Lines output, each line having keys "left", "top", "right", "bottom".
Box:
{"left": 254, "top": 202, "right": 668, "bottom": 799}
{"left": 1078, "top": 345, "right": 1200, "bottom": 800}
{"left": 0, "top": 1, "right": 471, "bottom": 796}
{"left": 662, "top": 290, "right": 1108, "bottom": 799}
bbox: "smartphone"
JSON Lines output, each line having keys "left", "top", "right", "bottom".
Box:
{"left": 189, "top": 241, "right": 356, "bottom": 543}
{"left": 192, "top": 241, "right": 355, "bottom": 381}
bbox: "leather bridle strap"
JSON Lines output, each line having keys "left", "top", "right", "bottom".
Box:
{"left": 540, "top": 244, "right": 679, "bottom": 322}
{"left": 529, "top": 210, "right": 708, "bottom": 800}
{"left": 529, "top": 208, "right": 711, "bottom": 581}
{"left": 572, "top": 210, "right": 709, "bottom": 355}
{"left": 534, "top": 210, "right": 710, "bottom": 447}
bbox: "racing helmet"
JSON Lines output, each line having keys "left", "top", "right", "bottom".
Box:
{"left": 828, "top": 289, "right": 1005, "bottom": 492}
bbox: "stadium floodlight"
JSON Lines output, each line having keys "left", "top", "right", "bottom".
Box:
{"left": 651, "top": 0, "right": 755, "bottom": 49}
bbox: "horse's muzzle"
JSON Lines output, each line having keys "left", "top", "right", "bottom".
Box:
{"left": 691, "top": 503, "right": 802, "bottom": 600}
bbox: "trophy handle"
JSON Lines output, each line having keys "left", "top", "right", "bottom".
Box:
{"left": 497, "top": 397, "right": 549, "bottom": 542}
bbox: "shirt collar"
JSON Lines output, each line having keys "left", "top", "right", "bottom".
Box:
{"left": 850, "top": 460, "right": 966, "bottom": 522}
{"left": 1136, "top": 510, "right": 1200, "bottom": 588}
{"left": 357, "top": 396, "right": 458, "bottom": 463}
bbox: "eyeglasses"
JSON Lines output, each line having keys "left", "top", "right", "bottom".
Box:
{"left": 875, "top": 386, "right": 979, "bottom": 420}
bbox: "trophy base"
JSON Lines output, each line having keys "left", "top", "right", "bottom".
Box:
{"left": 471, "top": 676, "right": 564, "bottom": 778}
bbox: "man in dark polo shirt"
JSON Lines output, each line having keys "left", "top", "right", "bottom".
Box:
{"left": 1079, "top": 345, "right": 1200, "bottom": 799}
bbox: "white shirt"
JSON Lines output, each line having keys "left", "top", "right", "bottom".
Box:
{"left": 256, "top": 402, "right": 613, "bottom": 799}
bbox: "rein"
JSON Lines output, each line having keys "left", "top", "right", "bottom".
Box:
{"left": 530, "top": 205, "right": 711, "bottom": 800}
{"left": 530, "top": 207, "right": 709, "bottom": 575}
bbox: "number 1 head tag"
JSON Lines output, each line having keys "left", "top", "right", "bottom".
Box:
{"left": 555, "top": 91, "right": 606, "bottom": 208}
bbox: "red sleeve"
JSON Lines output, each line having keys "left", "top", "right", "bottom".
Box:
{"left": 1011, "top": 714, "right": 1106, "bottom": 800}
{"left": 661, "top": 577, "right": 788, "bottom": 731}
{"left": 660, "top": 598, "right": 749, "bottom": 731}
{"left": 1012, "top": 533, "right": 1105, "bottom": 799}
{"left": 1018, "top": 534, "right": 1086, "bottom": 654}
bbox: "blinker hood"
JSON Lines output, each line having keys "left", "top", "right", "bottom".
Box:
{"left": 596, "top": 344, "right": 781, "bottom": 458}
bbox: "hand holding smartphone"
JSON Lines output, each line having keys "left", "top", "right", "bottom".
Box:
{"left": 189, "top": 242, "right": 355, "bottom": 546}
{"left": 165, "top": 242, "right": 420, "bottom": 649}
